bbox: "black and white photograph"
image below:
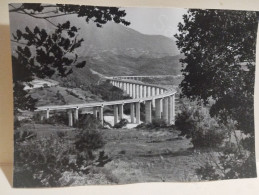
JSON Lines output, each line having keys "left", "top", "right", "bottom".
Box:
{"left": 9, "top": 3, "right": 257, "bottom": 187}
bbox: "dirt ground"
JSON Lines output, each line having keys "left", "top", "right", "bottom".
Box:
{"left": 101, "top": 128, "right": 205, "bottom": 183}
{"left": 17, "top": 123, "right": 208, "bottom": 185}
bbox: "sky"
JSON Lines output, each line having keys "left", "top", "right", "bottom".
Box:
{"left": 123, "top": 7, "right": 187, "bottom": 39}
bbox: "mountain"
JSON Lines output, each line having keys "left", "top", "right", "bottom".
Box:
{"left": 9, "top": 12, "right": 183, "bottom": 83}
{"left": 9, "top": 12, "right": 179, "bottom": 58}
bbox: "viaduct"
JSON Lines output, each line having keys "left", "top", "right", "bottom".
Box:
{"left": 36, "top": 76, "right": 177, "bottom": 127}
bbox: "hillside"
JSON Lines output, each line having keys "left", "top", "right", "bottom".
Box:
{"left": 9, "top": 12, "right": 179, "bottom": 58}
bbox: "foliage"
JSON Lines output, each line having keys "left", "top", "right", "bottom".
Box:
{"left": 175, "top": 101, "right": 226, "bottom": 148}
{"left": 76, "top": 114, "right": 103, "bottom": 130}
{"left": 10, "top": 3, "right": 130, "bottom": 113}
{"left": 113, "top": 119, "right": 128, "bottom": 129}
{"left": 175, "top": 9, "right": 258, "bottom": 136}
{"left": 196, "top": 140, "right": 257, "bottom": 180}
{"left": 14, "top": 126, "right": 109, "bottom": 187}
{"left": 90, "top": 81, "right": 130, "bottom": 101}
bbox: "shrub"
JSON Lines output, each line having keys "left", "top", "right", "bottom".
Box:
{"left": 175, "top": 102, "right": 226, "bottom": 148}
{"left": 76, "top": 114, "right": 103, "bottom": 129}
{"left": 113, "top": 119, "right": 128, "bottom": 128}
{"left": 14, "top": 127, "right": 108, "bottom": 187}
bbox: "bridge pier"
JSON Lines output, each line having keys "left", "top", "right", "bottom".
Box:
{"left": 132, "top": 84, "right": 136, "bottom": 98}
{"left": 118, "top": 104, "right": 124, "bottom": 120}
{"left": 155, "top": 98, "right": 162, "bottom": 119}
{"left": 162, "top": 98, "right": 168, "bottom": 123}
{"left": 74, "top": 107, "right": 79, "bottom": 122}
{"left": 98, "top": 106, "right": 104, "bottom": 125}
{"left": 114, "top": 105, "right": 119, "bottom": 125}
{"left": 145, "top": 100, "right": 152, "bottom": 123}
{"left": 46, "top": 109, "right": 50, "bottom": 119}
{"left": 143, "top": 86, "right": 147, "bottom": 98}
{"left": 136, "top": 102, "right": 140, "bottom": 124}
{"left": 139, "top": 85, "right": 143, "bottom": 98}
{"left": 130, "top": 103, "right": 135, "bottom": 123}
{"left": 93, "top": 107, "right": 98, "bottom": 118}
{"left": 147, "top": 86, "right": 151, "bottom": 97}
{"left": 68, "top": 110, "right": 73, "bottom": 127}
{"left": 136, "top": 84, "right": 139, "bottom": 98}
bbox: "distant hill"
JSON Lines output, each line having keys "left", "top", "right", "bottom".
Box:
{"left": 9, "top": 12, "right": 183, "bottom": 86}
{"left": 9, "top": 12, "right": 179, "bottom": 58}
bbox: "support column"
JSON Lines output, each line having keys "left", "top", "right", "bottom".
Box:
{"left": 129, "top": 83, "right": 132, "bottom": 97}
{"left": 152, "top": 87, "right": 156, "bottom": 107}
{"left": 46, "top": 109, "right": 50, "bottom": 119}
{"left": 98, "top": 106, "right": 104, "bottom": 126}
{"left": 145, "top": 100, "right": 152, "bottom": 123}
{"left": 123, "top": 82, "right": 126, "bottom": 91}
{"left": 139, "top": 85, "right": 143, "bottom": 98}
{"left": 93, "top": 107, "right": 98, "bottom": 118}
{"left": 156, "top": 88, "right": 160, "bottom": 95}
{"left": 118, "top": 104, "right": 124, "bottom": 120}
{"left": 160, "top": 88, "right": 164, "bottom": 94}
{"left": 172, "top": 94, "right": 175, "bottom": 125}
{"left": 155, "top": 98, "right": 162, "bottom": 119}
{"left": 130, "top": 103, "right": 135, "bottom": 123}
{"left": 147, "top": 86, "right": 151, "bottom": 97}
{"left": 162, "top": 98, "right": 168, "bottom": 123}
{"left": 135, "top": 84, "right": 139, "bottom": 98}
{"left": 126, "top": 83, "right": 130, "bottom": 94}
{"left": 114, "top": 105, "right": 119, "bottom": 125}
{"left": 74, "top": 107, "right": 79, "bottom": 122}
{"left": 132, "top": 84, "right": 136, "bottom": 98}
{"left": 143, "top": 86, "right": 147, "bottom": 98}
{"left": 135, "top": 102, "right": 140, "bottom": 124}
{"left": 168, "top": 96, "right": 173, "bottom": 125}
{"left": 68, "top": 110, "right": 73, "bottom": 127}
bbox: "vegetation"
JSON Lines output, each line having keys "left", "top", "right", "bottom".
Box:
{"left": 10, "top": 3, "right": 130, "bottom": 113}
{"left": 175, "top": 9, "right": 258, "bottom": 180}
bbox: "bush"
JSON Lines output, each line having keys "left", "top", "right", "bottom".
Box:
{"left": 136, "top": 118, "right": 168, "bottom": 129}
{"left": 14, "top": 127, "right": 108, "bottom": 187}
{"left": 113, "top": 119, "right": 128, "bottom": 128}
{"left": 76, "top": 114, "right": 103, "bottom": 129}
{"left": 175, "top": 102, "right": 226, "bottom": 148}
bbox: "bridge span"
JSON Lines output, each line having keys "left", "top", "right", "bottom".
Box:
{"left": 36, "top": 76, "right": 177, "bottom": 127}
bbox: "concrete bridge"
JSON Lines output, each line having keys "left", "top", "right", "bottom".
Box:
{"left": 36, "top": 76, "right": 177, "bottom": 127}
{"left": 107, "top": 75, "right": 182, "bottom": 81}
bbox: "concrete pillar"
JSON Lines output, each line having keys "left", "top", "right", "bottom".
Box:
{"left": 126, "top": 83, "right": 130, "bottom": 94}
{"left": 68, "top": 110, "right": 73, "bottom": 127}
{"left": 135, "top": 102, "right": 140, "bottom": 124}
{"left": 152, "top": 87, "right": 156, "bottom": 96}
{"left": 145, "top": 100, "right": 152, "bottom": 123}
{"left": 152, "top": 87, "right": 156, "bottom": 107}
{"left": 155, "top": 98, "right": 162, "bottom": 119}
{"left": 114, "top": 105, "right": 119, "bottom": 125}
{"left": 123, "top": 83, "right": 127, "bottom": 92}
{"left": 135, "top": 85, "right": 139, "bottom": 98}
{"left": 132, "top": 84, "right": 136, "bottom": 98}
{"left": 156, "top": 88, "right": 160, "bottom": 95}
{"left": 129, "top": 83, "right": 132, "bottom": 97}
{"left": 74, "top": 107, "right": 79, "bottom": 122}
{"left": 168, "top": 96, "right": 173, "bottom": 125}
{"left": 118, "top": 104, "right": 124, "bottom": 120}
{"left": 139, "top": 85, "right": 143, "bottom": 98}
{"left": 143, "top": 86, "right": 147, "bottom": 98}
{"left": 46, "top": 109, "right": 50, "bottom": 119}
{"left": 172, "top": 94, "right": 175, "bottom": 125}
{"left": 98, "top": 106, "right": 104, "bottom": 125}
{"left": 130, "top": 103, "right": 135, "bottom": 123}
{"left": 162, "top": 98, "right": 168, "bottom": 123}
{"left": 147, "top": 86, "right": 151, "bottom": 97}
{"left": 93, "top": 107, "right": 98, "bottom": 118}
{"left": 160, "top": 88, "right": 164, "bottom": 94}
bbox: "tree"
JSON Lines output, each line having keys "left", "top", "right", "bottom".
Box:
{"left": 175, "top": 10, "right": 258, "bottom": 136}
{"left": 9, "top": 3, "right": 130, "bottom": 113}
